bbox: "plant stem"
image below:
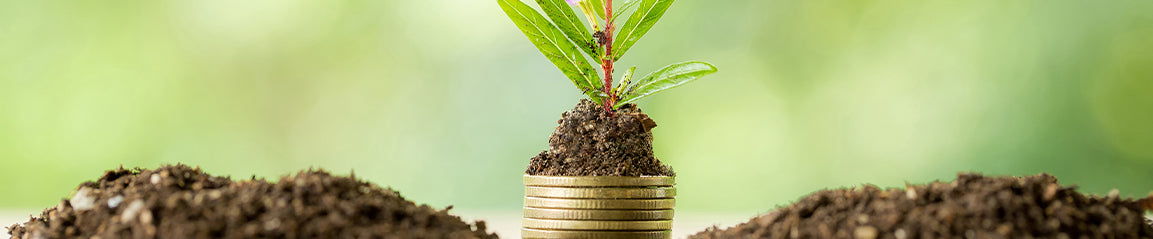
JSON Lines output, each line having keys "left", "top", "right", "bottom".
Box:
{"left": 601, "top": 0, "right": 616, "bottom": 115}
{"left": 1142, "top": 196, "right": 1153, "bottom": 212}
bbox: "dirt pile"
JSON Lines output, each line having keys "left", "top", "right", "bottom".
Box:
{"left": 7, "top": 165, "right": 497, "bottom": 239}
{"left": 526, "top": 99, "right": 674, "bottom": 176}
{"left": 692, "top": 173, "right": 1153, "bottom": 239}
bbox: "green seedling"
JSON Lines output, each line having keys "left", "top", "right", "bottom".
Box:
{"left": 498, "top": 0, "right": 718, "bottom": 114}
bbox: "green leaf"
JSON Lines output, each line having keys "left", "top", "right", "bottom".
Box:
{"left": 615, "top": 61, "right": 716, "bottom": 107}
{"left": 499, "top": 0, "right": 605, "bottom": 101}
{"left": 611, "top": 0, "right": 641, "bottom": 23}
{"left": 589, "top": 0, "right": 606, "bottom": 20}
{"left": 612, "top": 0, "right": 674, "bottom": 61}
{"left": 613, "top": 66, "right": 636, "bottom": 96}
{"left": 587, "top": 89, "right": 609, "bottom": 104}
{"left": 536, "top": 0, "right": 597, "bottom": 57}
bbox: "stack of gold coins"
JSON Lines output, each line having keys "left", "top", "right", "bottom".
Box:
{"left": 522, "top": 175, "right": 675, "bottom": 239}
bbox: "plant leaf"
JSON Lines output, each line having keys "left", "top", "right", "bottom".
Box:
{"left": 612, "top": 0, "right": 674, "bottom": 61}
{"left": 536, "top": 0, "right": 597, "bottom": 57}
{"left": 615, "top": 61, "right": 716, "bottom": 107}
{"left": 588, "top": 89, "right": 609, "bottom": 102}
{"left": 499, "top": 0, "right": 605, "bottom": 101}
{"left": 611, "top": 0, "right": 641, "bottom": 23}
{"left": 613, "top": 66, "right": 636, "bottom": 96}
{"left": 589, "top": 0, "right": 606, "bottom": 20}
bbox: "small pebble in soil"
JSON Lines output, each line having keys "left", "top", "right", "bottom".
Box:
{"left": 68, "top": 188, "right": 95, "bottom": 211}
{"left": 106, "top": 195, "right": 123, "bottom": 208}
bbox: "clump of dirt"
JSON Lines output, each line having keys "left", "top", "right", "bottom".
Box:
{"left": 7, "top": 164, "right": 498, "bottom": 239}
{"left": 692, "top": 173, "right": 1153, "bottom": 239}
{"left": 526, "top": 99, "right": 674, "bottom": 176}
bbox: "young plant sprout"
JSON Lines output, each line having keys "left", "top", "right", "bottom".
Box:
{"left": 499, "top": 0, "right": 717, "bottom": 114}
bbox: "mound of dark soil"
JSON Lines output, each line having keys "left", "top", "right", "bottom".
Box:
{"left": 526, "top": 99, "right": 674, "bottom": 177}
{"left": 692, "top": 173, "right": 1153, "bottom": 239}
{"left": 7, "top": 165, "right": 497, "bottom": 239}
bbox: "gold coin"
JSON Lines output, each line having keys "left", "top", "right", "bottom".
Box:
{"left": 523, "top": 175, "right": 674, "bottom": 187}
{"left": 524, "top": 197, "right": 675, "bottom": 209}
{"left": 525, "top": 186, "right": 675, "bottom": 199}
{"left": 523, "top": 207, "right": 674, "bottom": 220}
{"left": 522, "top": 218, "right": 673, "bottom": 231}
{"left": 521, "top": 228, "right": 671, "bottom": 239}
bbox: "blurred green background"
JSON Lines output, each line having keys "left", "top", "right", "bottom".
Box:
{"left": 2, "top": 0, "right": 1152, "bottom": 215}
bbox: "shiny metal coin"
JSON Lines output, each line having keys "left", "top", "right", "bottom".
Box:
{"left": 522, "top": 218, "right": 673, "bottom": 230}
{"left": 523, "top": 175, "right": 675, "bottom": 187}
{"left": 521, "top": 228, "right": 671, "bottom": 239}
{"left": 522, "top": 207, "right": 674, "bottom": 220}
{"left": 525, "top": 186, "right": 675, "bottom": 199}
{"left": 523, "top": 197, "right": 675, "bottom": 209}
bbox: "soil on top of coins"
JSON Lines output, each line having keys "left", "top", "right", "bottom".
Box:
{"left": 7, "top": 164, "right": 498, "bottom": 239}
{"left": 526, "top": 99, "right": 674, "bottom": 177}
{"left": 691, "top": 173, "right": 1153, "bottom": 239}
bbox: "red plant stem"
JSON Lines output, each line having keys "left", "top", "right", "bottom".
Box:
{"left": 1142, "top": 196, "right": 1153, "bottom": 212}
{"left": 601, "top": 0, "right": 616, "bottom": 114}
